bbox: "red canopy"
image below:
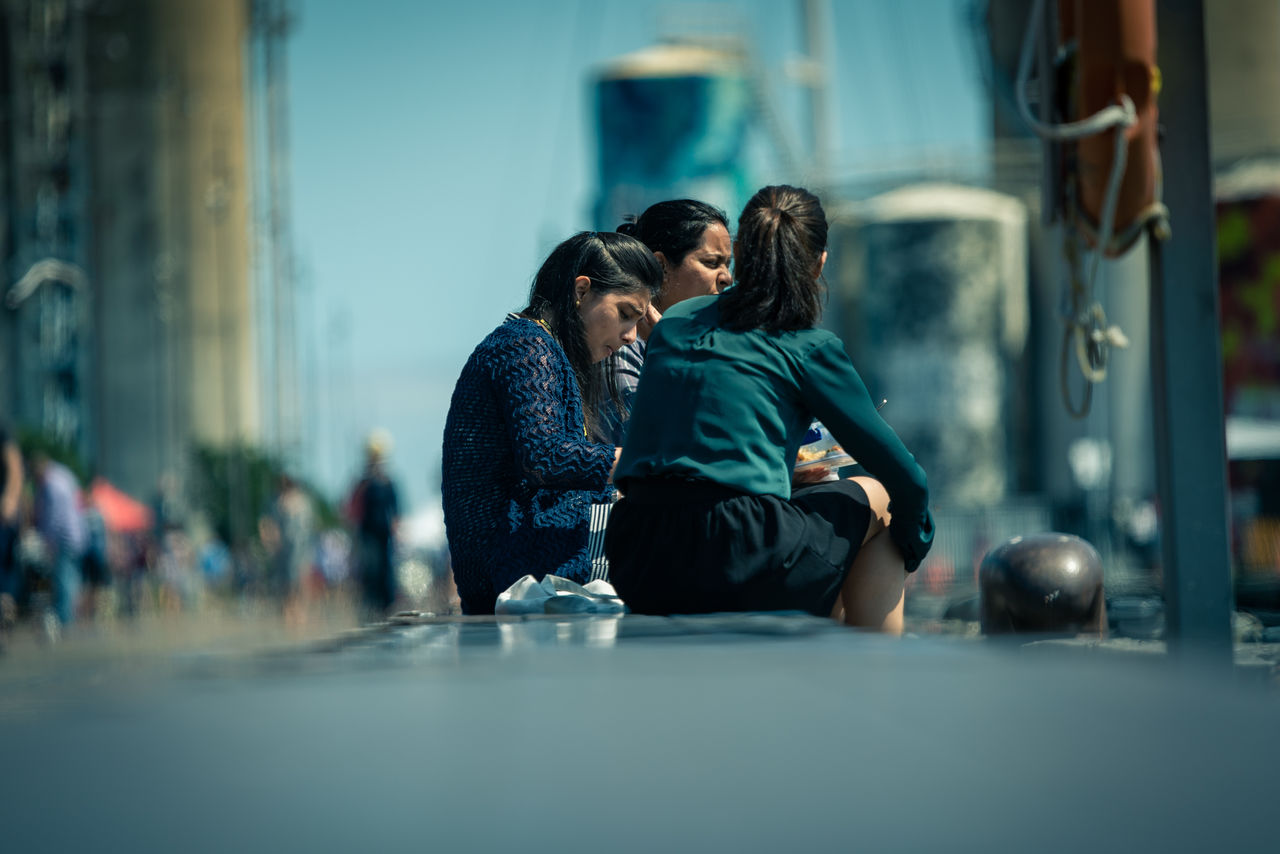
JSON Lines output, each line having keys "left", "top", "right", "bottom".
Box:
{"left": 88, "top": 478, "right": 153, "bottom": 534}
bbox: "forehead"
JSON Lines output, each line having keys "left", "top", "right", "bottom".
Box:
{"left": 597, "top": 290, "right": 650, "bottom": 312}
{"left": 694, "top": 222, "right": 731, "bottom": 254}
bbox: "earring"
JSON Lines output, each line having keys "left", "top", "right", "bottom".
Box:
{"left": 576, "top": 298, "right": 581, "bottom": 308}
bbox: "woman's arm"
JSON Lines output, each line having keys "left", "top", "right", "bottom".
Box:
{"left": 1, "top": 439, "right": 21, "bottom": 523}
{"left": 801, "top": 336, "right": 934, "bottom": 571}
{"left": 494, "top": 330, "right": 616, "bottom": 491}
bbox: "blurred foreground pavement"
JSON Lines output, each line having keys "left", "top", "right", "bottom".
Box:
{"left": 1, "top": 610, "right": 1277, "bottom": 853}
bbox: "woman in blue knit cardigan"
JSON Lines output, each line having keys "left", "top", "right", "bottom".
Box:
{"left": 441, "top": 232, "right": 662, "bottom": 614}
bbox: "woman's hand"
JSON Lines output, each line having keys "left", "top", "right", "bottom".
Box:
{"left": 637, "top": 303, "right": 662, "bottom": 341}
{"left": 791, "top": 465, "right": 835, "bottom": 487}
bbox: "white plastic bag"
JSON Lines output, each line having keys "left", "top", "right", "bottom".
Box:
{"left": 495, "top": 574, "right": 627, "bottom": 615}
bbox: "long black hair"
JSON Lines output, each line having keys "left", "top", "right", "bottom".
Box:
{"left": 521, "top": 231, "right": 662, "bottom": 438}
{"left": 617, "top": 199, "right": 728, "bottom": 307}
{"left": 719, "top": 185, "right": 828, "bottom": 332}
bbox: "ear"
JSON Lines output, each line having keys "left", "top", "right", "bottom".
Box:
{"left": 574, "top": 276, "right": 591, "bottom": 301}
{"left": 816, "top": 250, "right": 828, "bottom": 278}
{"left": 652, "top": 251, "right": 670, "bottom": 279}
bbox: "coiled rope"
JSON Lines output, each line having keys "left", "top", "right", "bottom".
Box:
{"left": 1015, "top": 0, "right": 1166, "bottom": 416}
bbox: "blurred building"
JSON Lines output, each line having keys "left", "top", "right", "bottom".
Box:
{"left": 1, "top": 0, "right": 293, "bottom": 500}
{"left": 0, "top": 2, "right": 93, "bottom": 461}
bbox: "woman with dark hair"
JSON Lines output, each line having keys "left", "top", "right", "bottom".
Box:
{"left": 442, "top": 231, "right": 662, "bottom": 615}
{"left": 598, "top": 199, "right": 732, "bottom": 445}
{"left": 605, "top": 185, "right": 934, "bottom": 633}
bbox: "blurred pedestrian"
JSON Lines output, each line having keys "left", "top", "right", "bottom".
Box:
{"left": 79, "top": 489, "right": 111, "bottom": 619}
{"left": 261, "top": 473, "right": 316, "bottom": 621}
{"left": 348, "top": 431, "right": 401, "bottom": 618}
{"left": 0, "top": 422, "right": 22, "bottom": 631}
{"left": 30, "top": 451, "right": 86, "bottom": 627}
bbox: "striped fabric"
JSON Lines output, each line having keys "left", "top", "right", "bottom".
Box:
{"left": 587, "top": 501, "right": 612, "bottom": 582}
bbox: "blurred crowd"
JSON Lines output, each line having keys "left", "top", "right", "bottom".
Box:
{"left": 0, "top": 423, "right": 456, "bottom": 648}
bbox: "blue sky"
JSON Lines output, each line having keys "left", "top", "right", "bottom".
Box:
{"left": 287, "top": 0, "right": 990, "bottom": 509}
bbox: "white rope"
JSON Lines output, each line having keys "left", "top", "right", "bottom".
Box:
{"left": 1015, "top": 0, "right": 1143, "bottom": 416}
{"left": 1015, "top": 0, "right": 1137, "bottom": 263}
{"left": 1088, "top": 113, "right": 1132, "bottom": 284}
{"left": 1015, "top": 0, "right": 1138, "bottom": 143}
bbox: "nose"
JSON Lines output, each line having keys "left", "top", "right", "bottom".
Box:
{"left": 621, "top": 324, "right": 637, "bottom": 346}
{"left": 716, "top": 267, "right": 732, "bottom": 290}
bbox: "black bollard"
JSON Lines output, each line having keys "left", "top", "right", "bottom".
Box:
{"left": 979, "top": 533, "right": 1107, "bottom": 637}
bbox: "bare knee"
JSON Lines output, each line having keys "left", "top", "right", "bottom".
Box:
{"left": 850, "top": 476, "right": 891, "bottom": 545}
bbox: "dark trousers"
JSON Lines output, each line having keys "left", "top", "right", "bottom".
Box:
{"left": 0, "top": 524, "right": 20, "bottom": 601}
{"left": 359, "top": 533, "right": 396, "bottom": 613}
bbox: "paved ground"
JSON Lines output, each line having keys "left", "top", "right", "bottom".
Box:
{"left": 1, "top": 605, "right": 1277, "bottom": 853}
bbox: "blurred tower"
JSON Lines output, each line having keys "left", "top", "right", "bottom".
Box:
{"left": 593, "top": 40, "right": 753, "bottom": 228}
{"left": 1, "top": 0, "right": 263, "bottom": 499}
{"left": 832, "top": 184, "right": 1029, "bottom": 505}
{"left": 95, "top": 0, "right": 259, "bottom": 497}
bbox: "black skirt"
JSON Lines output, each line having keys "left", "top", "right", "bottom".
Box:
{"left": 604, "top": 477, "right": 872, "bottom": 617}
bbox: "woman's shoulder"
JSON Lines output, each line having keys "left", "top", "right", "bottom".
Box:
{"left": 766, "top": 323, "right": 841, "bottom": 353}
{"left": 664, "top": 294, "right": 719, "bottom": 321}
{"left": 796, "top": 325, "right": 842, "bottom": 345}
{"left": 651, "top": 296, "right": 723, "bottom": 345}
{"left": 462, "top": 315, "right": 573, "bottom": 388}
{"left": 495, "top": 313, "right": 551, "bottom": 339}
{"left": 474, "top": 314, "right": 559, "bottom": 354}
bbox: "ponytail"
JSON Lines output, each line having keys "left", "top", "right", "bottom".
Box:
{"left": 719, "top": 185, "right": 827, "bottom": 333}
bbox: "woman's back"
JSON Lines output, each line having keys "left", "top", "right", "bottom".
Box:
{"left": 617, "top": 295, "right": 927, "bottom": 511}
{"left": 617, "top": 296, "right": 823, "bottom": 497}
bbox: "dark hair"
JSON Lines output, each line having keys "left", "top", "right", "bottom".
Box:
{"left": 522, "top": 231, "right": 662, "bottom": 437}
{"left": 719, "top": 185, "right": 828, "bottom": 333}
{"left": 617, "top": 199, "right": 728, "bottom": 303}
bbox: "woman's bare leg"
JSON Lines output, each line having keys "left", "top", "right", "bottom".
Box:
{"left": 839, "top": 476, "right": 907, "bottom": 634}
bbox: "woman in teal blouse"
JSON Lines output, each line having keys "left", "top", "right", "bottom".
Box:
{"left": 605, "top": 185, "right": 934, "bottom": 633}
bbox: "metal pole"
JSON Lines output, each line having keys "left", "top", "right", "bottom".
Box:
{"left": 1148, "top": 0, "right": 1233, "bottom": 659}
{"left": 263, "top": 0, "right": 299, "bottom": 466}
{"left": 801, "top": 0, "right": 836, "bottom": 190}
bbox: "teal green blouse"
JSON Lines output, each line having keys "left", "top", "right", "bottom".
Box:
{"left": 615, "top": 295, "right": 934, "bottom": 570}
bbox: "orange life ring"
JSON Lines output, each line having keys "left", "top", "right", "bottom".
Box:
{"left": 1058, "top": 0, "right": 1163, "bottom": 255}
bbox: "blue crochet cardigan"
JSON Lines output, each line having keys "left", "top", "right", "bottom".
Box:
{"left": 442, "top": 315, "right": 616, "bottom": 614}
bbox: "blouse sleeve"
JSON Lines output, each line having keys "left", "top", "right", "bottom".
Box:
{"left": 799, "top": 335, "right": 935, "bottom": 572}
{"left": 595, "top": 338, "right": 645, "bottom": 446}
{"left": 492, "top": 328, "right": 616, "bottom": 491}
